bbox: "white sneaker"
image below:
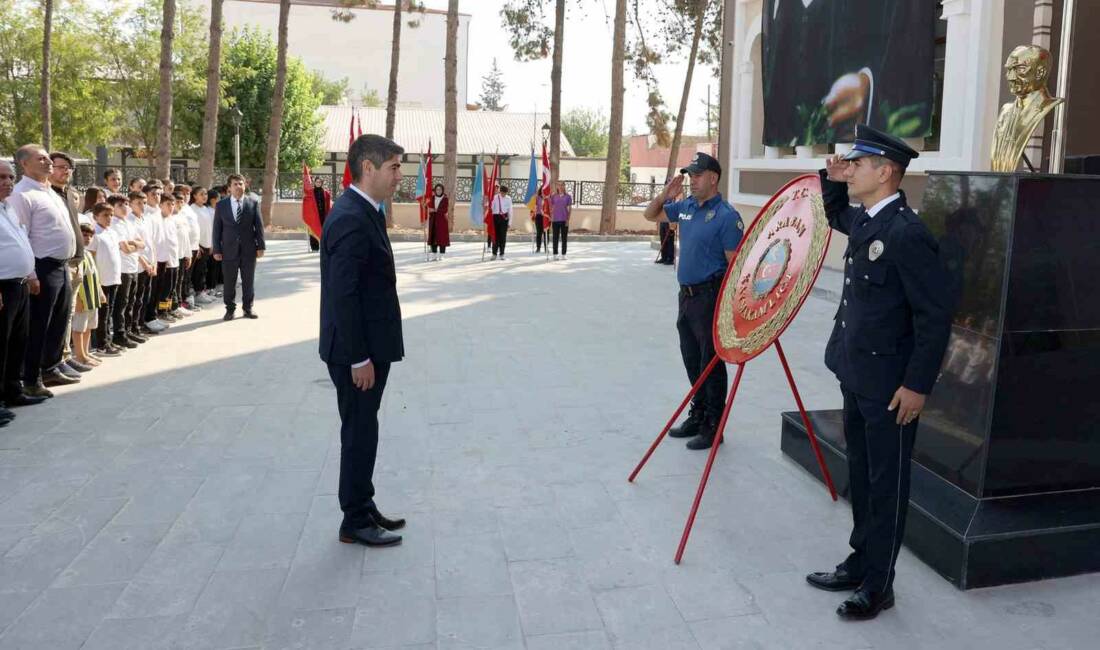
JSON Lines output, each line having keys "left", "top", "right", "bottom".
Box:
{"left": 198, "top": 292, "right": 214, "bottom": 304}
{"left": 553, "top": 254, "right": 559, "bottom": 260}
{"left": 175, "top": 306, "right": 193, "bottom": 316}
{"left": 155, "top": 318, "right": 171, "bottom": 328}
{"left": 145, "top": 320, "right": 166, "bottom": 332}
{"left": 491, "top": 254, "right": 497, "bottom": 260}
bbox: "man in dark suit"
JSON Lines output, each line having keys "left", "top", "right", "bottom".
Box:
{"left": 804, "top": 125, "right": 952, "bottom": 620}
{"left": 319, "top": 134, "right": 407, "bottom": 547}
{"left": 212, "top": 173, "right": 265, "bottom": 321}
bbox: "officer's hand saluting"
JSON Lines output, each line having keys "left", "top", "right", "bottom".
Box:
{"left": 824, "top": 154, "right": 850, "bottom": 182}
{"left": 664, "top": 174, "right": 685, "bottom": 201}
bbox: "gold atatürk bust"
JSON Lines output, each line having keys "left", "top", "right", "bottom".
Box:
{"left": 991, "top": 45, "right": 1064, "bottom": 172}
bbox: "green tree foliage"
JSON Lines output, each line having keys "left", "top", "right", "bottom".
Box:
{"left": 0, "top": 0, "right": 122, "bottom": 155}
{"left": 479, "top": 58, "right": 506, "bottom": 111}
{"left": 0, "top": 1, "right": 328, "bottom": 173}
{"left": 218, "top": 28, "right": 324, "bottom": 171}
{"left": 561, "top": 107, "right": 609, "bottom": 158}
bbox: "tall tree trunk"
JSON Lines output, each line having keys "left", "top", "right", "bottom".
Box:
{"left": 40, "top": 0, "right": 53, "bottom": 150}
{"left": 664, "top": 0, "right": 706, "bottom": 184}
{"left": 600, "top": 0, "right": 628, "bottom": 234}
{"left": 260, "top": 0, "right": 291, "bottom": 227}
{"left": 154, "top": 0, "right": 177, "bottom": 178}
{"left": 383, "top": 1, "right": 404, "bottom": 227}
{"left": 549, "top": 0, "right": 565, "bottom": 186}
{"left": 198, "top": 0, "right": 225, "bottom": 188}
{"left": 444, "top": 0, "right": 459, "bottom": 228}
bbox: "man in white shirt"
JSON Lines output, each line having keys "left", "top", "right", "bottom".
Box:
{"left": 7, "top": 145, "right": 79, "bottom": 395}
{"left": 490, "top": 185, "right": 513, "bottom": 260}
{"left": 0, "top": 161, "right": 48, "bottom": 415}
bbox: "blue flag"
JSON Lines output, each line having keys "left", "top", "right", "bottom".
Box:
{"left": 414, "top": 158, "right": 426, "bottom": 199}
{"left": 522, "top": 148, "right": 538, "bottom": 210}
{"left": 469, "top": 157, "right": 484, "bottom": 228}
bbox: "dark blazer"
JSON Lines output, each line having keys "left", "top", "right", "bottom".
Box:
{"left": 318, "top": 188, "right": 404, "bottom": 366}
{"left": 819, "top": 170, "right": 952, "bottom": 402}
{"left": 212, "top": 195, "right": 265, "bottom": 260}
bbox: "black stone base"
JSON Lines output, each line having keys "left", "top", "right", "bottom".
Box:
{"left": 781, "top": 410, "right": 1100, "bottom": 589}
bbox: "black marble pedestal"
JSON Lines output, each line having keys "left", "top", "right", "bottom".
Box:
{"left": 782, "top": 172, "right": 1100, "bottom": 589}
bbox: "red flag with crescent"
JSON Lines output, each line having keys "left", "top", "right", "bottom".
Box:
{"left": 302, "top": 165, "right": 322, "bottom": 239}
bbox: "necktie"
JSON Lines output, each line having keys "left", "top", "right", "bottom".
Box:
{"left": 855, "top": 208, "right": 870, "bottom": 230}
{"left": 234, "top": 201, "right": 241, "bottom": 223}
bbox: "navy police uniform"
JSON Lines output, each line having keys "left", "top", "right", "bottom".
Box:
{"left": 663, "top": 153, "right": 745, "bottom": 449}
{"left": 817, "top": 125, "right": 952, "bottom": 605}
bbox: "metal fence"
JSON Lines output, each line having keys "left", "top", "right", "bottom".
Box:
{"left": 72, "top": 163, "right": 664, "bottom": 208}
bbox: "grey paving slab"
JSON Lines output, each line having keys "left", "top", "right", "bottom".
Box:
{"left": 0, "top": 241, "right": 1094, "bottom": 649}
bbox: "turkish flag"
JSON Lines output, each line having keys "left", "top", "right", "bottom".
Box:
{"left": 302, "top": 165, "right": 322, "bottom": 238}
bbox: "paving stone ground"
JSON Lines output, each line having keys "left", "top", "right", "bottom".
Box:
{"left": 0, "top": 239, "right": 1096, "bottom": 650}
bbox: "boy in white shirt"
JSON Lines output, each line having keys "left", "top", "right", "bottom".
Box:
{"left": 490, "top": 185, "right": 514, "bottom": 260}
{"left": 177, "top": 185, "right": 202, "bottom": 311}
{"left": 171, "top": 190, "right": 195, "bottom": 315}
{"left": 87, "top": 203, "right": 134, "bottom": 354}
{"left": 106, "top": 194, "right": 145, "bottom": 348}
{"left": 155, "top": 194, "right": 181, "bottom": 322}
{"left": 127, "top": 192, "right": 163, "bottom": 334}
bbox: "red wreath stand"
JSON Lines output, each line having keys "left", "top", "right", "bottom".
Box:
{"left": 629, "top": 175, "right": 839, "bottom": 564}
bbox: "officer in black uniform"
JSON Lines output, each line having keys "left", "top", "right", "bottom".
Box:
{"left": 644, "top": 153, "right": 745, "bottom": 450}
{"left": 804, "top": 125, "right": 952, "bottom": 620}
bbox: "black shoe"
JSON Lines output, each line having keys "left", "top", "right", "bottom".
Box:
{"left": 4, "top": 391, "right": 49, "bottom": 407}
{"left": 114, "top": 338, "right": 138, "bottom": 349}
{"left": 66, "top": 359, "right": 93, "bottom": 373}
{"left": 128, "top": 333, "right": 148, "bottom": 344}
{"left": 806, "top": 568, "right": 864, "bottom": 592}
{"left": 0, "top": 406, "right": 14, "bottom": 424}
{"left": 22, "top": 383, "right": 54, "bottom": 400}
{"left": 94, "top": 346, "right": 122, "bottom": 357}
{"left": 42, "top": 368, "right": 80, "bottom": 386}
{"left": 837, "top": 587, "right": 895, "bottom": 621}
{"left": 669, "top": 410, "right": 705, "bottom": 439}
{"left": 224, "top": 309, "right": 235, "bottom": 321}
{"left": 686, "top": 419, "right": 723, "bottom": 450}
{"left": 139, "top": 326, "right": 159, "bottom": 336}
{"left": 366, "top": 505, "right": 406, "bottom": 531}
{"left": 338, "top": 523, "right": 402, "bottom": 547}
{"left": 243, "top": 310, "right": 258, "bottom": 319}
{"left": 56, "top": 362, "right": 82, "bottom": 380}
{"left": 105, "top": 343, "right": 125, "bottom": 354}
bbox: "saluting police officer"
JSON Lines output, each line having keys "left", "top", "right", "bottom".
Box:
{"left": 805, "top": 125, "right": 952, "bottom": 620}
{"left": 644, "top": 152, "right": 744, "bottom": 450}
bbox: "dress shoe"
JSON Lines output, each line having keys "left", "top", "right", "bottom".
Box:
{"left": 668, "top": 410, "right": 705, "bottom": 439}
{"left": 56, "top": 362, "right": 82, "bottom": 380}
{"left": 128, "top": 333, "right": 148, "bottom": 344}
{"left": 4, "top": 391, "right": 49, "bottom": 407}
{"left": 22, "top": 383, "right": 53, "bottom": 399}
{"left": 95, "top": 346, "right": 122, "bottom": 357}
{"left": 806, "top": 567, "right": 863, "bottom": 592}
{"left": 837, "top": 587, "right": 894, "bottom": 620}
{"left": 243, "top": 310, "right": 258, "bottom": 319}
{"left": 223, "top": 309, "right": 235, "bottom": 321}
{"left": 367, "top": 505, "right": 406, "bottom": 531}
{"left": 686, "top": 420, "right": 724, "bottom": 450}
{"left": 42, "top": 368, "right": 80, "bottom": 386}
{"left": 114, "top": 338, "right": 138, "bottom": 349}
{"left": 339, "top": 523, "right": 402, "bottom": 547}
{"left": 66, "top": 359, "right": 93, "bottom": 373}
{"left": 0, "top": 407, "right": 14, "bottom": 424}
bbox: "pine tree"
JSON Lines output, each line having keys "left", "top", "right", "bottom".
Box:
{"left": 479, "top": 58, "right": 506, "bottom": 111}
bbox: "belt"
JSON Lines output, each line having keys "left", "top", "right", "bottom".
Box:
{"left": 0, "top": 277, "right": 28, "bottom": 286}
{"left": 679, "top": 274, "right": 723, "bottom": 297}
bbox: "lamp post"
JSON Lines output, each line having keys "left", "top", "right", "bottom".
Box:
{"left": 230, "top": 107, "right": 243, "bottom": 175}
{"left": 541, "top": 122, "right": 550, "bottom": 146}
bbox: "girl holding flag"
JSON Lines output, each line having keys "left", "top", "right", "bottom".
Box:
{"left": 427, "top": 184, "right": 450, "bottom": 261}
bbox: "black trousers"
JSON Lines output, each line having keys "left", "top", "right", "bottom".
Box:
{"left": 659, "top": 222, "right": 675, "bottom": 263}
{"left": 96, "top": 284, "right": 119, "bottom": 349}
{"left": 675, "top": 282, "right": 727, "bottom": 422}
{"left": 175, "top": 257, "right": 189, "bottom": 307}
{"left": 328, "top": 361, "right": 392, "bottom": 526}
{"left": 24, "top": 258, "right": 71, "bottom": 384}
{"left": 492, "top": 215, "right": 509, "bottom": 255}
{"left": 839, "top": 388, "right": 918, "bottom": 593}
{"left": 430, "top": 244, "right": 447, "bottom": 254}
{"left": 222, "top": 255, "right": 256, "bottom": 311}
{"left": 552, "top": 222, "right": 568, "bottom": 256}
{"left": 113, "top": 273, "right": 136, "bottom": 341}
{"left": 134, "top": 271, "right": 152, "bottom": 327}
{"left": 534, "top": 217, "right": 546, "bottom": 251}
{"left": 154, "top": 263, "right": 176, "bottom": 315}
{"left": 0, "top": 279, "right": 30, "bottom": 400}
{"left": 192, "top": 248, "right": 210, "bottom": 293}
{"left": 206, "top": 249, "right": 221, "bottom": 289}
{"left": 309, "top": 235, "right": 320, "bottom": 252}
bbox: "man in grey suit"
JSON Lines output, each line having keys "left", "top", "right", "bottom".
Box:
{"left": 212, "top": 173, "right": 265, "bottom": 321}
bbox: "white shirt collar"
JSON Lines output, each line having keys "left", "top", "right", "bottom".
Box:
{"left": 348, "top": 184, "right": 381, "bottom": 212}
{"left": 865, "top": 192, "right": 900, "bottom": 218}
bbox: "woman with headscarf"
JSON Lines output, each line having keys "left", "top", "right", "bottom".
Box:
{"left": 427, "top": 183, "right": 450, "bottom": 261}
